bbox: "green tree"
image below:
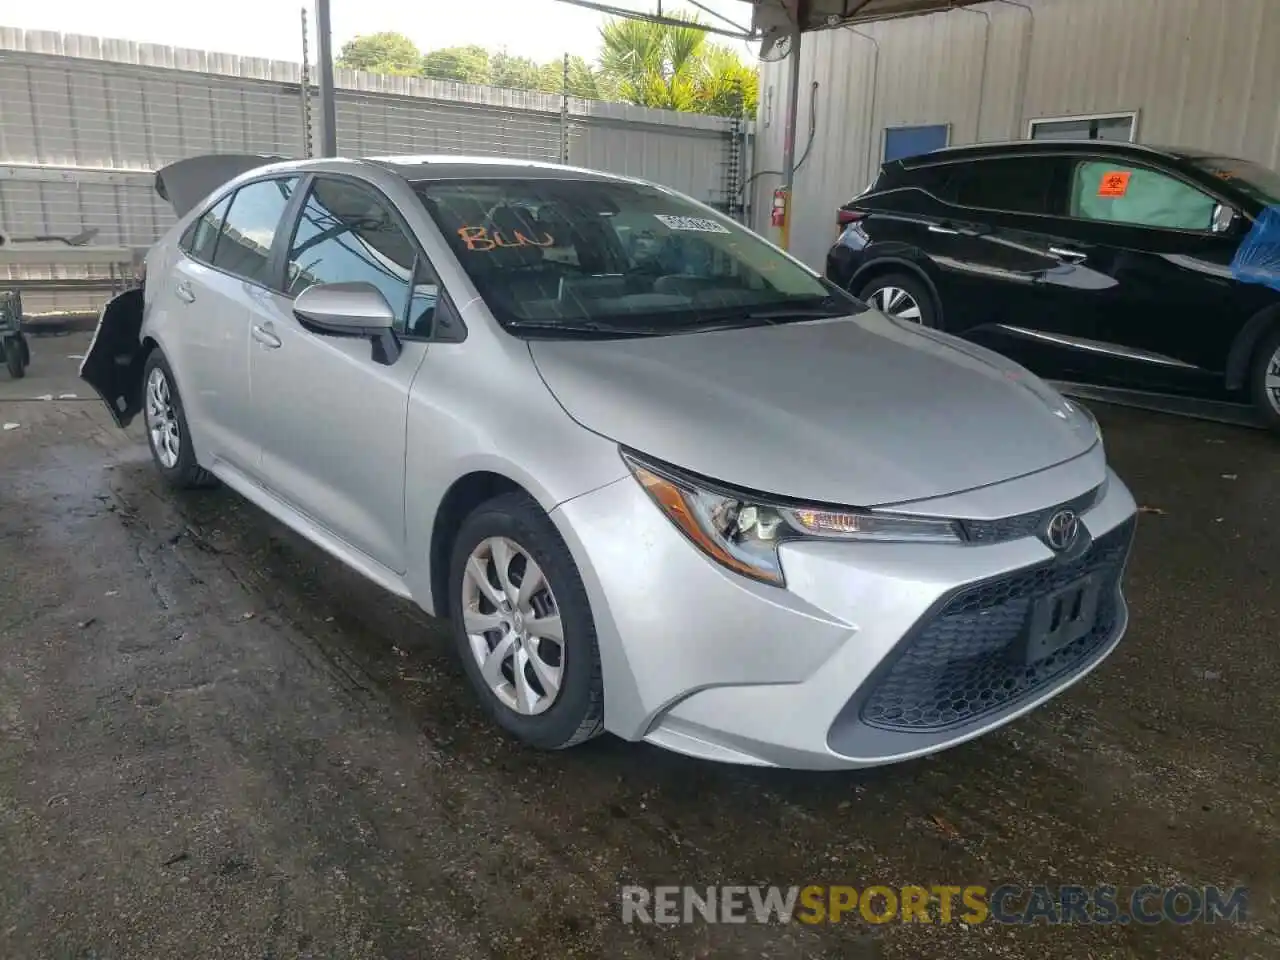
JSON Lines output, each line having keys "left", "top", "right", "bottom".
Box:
{"left": 535, "top": 55, "right": 609, "bottom": 99}
{"left": 420, "top": 45, "right": 491, "bottom": 84}
{"left": 490, "top": 51, "right": 542, "bottom": 91}
{"left": 598, "top": 17, "right": 757, "bottom": 117}
{"left": 695, "top": 44, "right": 759, "bottom": 118}
{"left": 336, "top": 31, "right": 422, "bottom": 75}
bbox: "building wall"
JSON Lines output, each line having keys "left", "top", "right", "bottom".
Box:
{"left": 754, "top": 0, "right": 1280, "bottom": 269}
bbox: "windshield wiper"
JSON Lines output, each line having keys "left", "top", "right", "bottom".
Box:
{"left": 741, "top": 294, "right": 863, "bottom": 321}
{"left": 503, "top": 318, "right": 663, "bottom": 338}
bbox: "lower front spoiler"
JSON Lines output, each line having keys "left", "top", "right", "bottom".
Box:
{"left": 642, "top": 598, "right": 1129, "bottom": 771}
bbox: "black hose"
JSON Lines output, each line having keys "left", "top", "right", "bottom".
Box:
{"left": 737, "top": 80, "right": 820, "bottom": 196}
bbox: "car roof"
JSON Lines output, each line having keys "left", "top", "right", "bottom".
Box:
{"left": 897, "top": 139, "right": 1187, "bottom": 168}
{"left": 360, "top": 154, "right": 639, "bottom": 185}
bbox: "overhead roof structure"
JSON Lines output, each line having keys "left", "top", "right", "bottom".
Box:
{"left": 548, "top": 1, "right": 986, "bottom": 46}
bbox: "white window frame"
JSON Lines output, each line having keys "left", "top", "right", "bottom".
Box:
{"left": 1027, "top": 111, "right": 1140, "bottom": 143}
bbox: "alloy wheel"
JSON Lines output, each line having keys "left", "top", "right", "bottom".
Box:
{"left": 869, "top": 285, "right": 923, "bottom": 323}
{"left": 144, "top": 366, "right": 181, "bottom": 469}
{"left": 461, "top": 536, "right": 564, "bottom": 716}
{"left": 1265, "top": 344, "right": 1280, "bottom": 415}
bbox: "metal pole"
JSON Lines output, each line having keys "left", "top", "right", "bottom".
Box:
{"left": 778, "top": 8, "right": 803, "bottom": 252}
{"left": 299, "top": 7, "right": 313, "bottom": 158}
{"left": 561, "top": 52, "right": 570, "bottom": 164}
{"left": 315, "top": 0, "right": 338, "bottom": 157}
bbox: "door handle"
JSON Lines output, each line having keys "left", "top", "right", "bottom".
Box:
{"left": 928, "top": 224, "right": 962, "bottom": 235}
{"left": 252, "top": 323, "right": 282, "bottom": 349}
{"left": 175, "top": 281, "right": 196, "bottom": 303}
{"left": 1049, "top": 246, "right": 1088, "bottom": 263}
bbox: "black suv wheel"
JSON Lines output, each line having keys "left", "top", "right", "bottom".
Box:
{"left": 858, "top": 273, "right": 939, "bottom": 329}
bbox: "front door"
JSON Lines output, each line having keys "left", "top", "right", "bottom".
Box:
{"left": 248, "top": 176, "right": 438, "bottom": 574}
{"left": 1028, "top": 158, "right": 1265, "bottom": 390}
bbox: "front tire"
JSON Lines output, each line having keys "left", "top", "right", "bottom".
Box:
{"left": 859, "top": 272, "right": 939, "bottom": 328}
{"left": 448, "top": 492, "right": 604, "bottom": 750}
{"left": 1248, "top": 326, "right": 1280, "bottom": 433}
{"left": 141, "top": 350, "right": 217, "bottom": 489}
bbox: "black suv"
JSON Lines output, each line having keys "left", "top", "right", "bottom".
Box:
{"left": 826, "top": 140, "right": 1280, "bottom": 429}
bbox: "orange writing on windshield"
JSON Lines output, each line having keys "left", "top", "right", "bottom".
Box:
{"left": 1097, "top": 171, "right": 1131, "bottom": 197}
{"left": 458, "top": 226, "right": 555, "bottom": 251}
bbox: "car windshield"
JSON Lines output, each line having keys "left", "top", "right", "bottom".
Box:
{"left": 1188, "top": 156, "right": 1280, "bottom": 208}
{"left": 414, "top": 177, "right": 860, "bottom": 337}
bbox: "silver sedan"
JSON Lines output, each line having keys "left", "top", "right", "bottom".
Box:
{"left": 82, "top": 154, "right": 1137, "bottom": 769}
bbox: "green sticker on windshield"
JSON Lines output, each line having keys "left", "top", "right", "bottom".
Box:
{"left": 654, "top": 214, "right": 730, "bottom": 234}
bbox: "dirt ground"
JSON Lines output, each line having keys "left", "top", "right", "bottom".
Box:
{"left": 1, "top": 332, "right": 1277, "bottom": 960}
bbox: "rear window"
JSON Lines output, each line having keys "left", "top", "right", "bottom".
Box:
{"left": 211, "top": 177, "right": 298, "bottom": 285}
{"left": 414, "top": 178, "right": 842, "bottom": 332}
{"left": 939, "top": 157, "right": 1062, "bottom": 215}
{"left": 181, "top": 194, "right": 232, "bottom": 264}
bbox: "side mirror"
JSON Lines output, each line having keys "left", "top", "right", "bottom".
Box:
{"left": 1211, "top": 203, "right": 1238, "bottom": 234}
{"left": 293, "top": 281, "right": 401, "bottom": 365}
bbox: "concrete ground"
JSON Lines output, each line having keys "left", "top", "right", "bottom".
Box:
{"left": 1, "top": 332, "right": 1277, "bottom": 960}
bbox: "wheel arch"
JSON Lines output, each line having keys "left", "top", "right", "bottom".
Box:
{"left": 1225, "top": 302, "right": 1280, "bottom": 392}
{"left": 849, "top": 257, "right": 944, "bottom": 325}
{"left": 427, "top": 470, "right": 532, "bottom": 618}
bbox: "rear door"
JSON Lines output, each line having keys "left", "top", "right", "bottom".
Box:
{"left": 922, "top": 155, "right": 1078, "bottom": 336}
{"left": 170, "top": 177, "right": 299, "bottom": 474}
{"left": 247, "top": 175, "right": 436, "bottom": 574}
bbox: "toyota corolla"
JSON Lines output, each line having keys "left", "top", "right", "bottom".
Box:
{"left": 81, "top": 154, "right": 1138, "bottom": 769}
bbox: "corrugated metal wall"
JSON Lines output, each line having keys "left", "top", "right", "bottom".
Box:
{"left": 755, "top": 0, "right": 1280, "bottom": 269}
{"left": 0, "top": 28, "right": 748, "bottom": 313}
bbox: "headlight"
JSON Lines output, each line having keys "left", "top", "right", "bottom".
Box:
{"left": 1063, "top": 398, "right": 1103, "bottom": 442}
{"left": 622, "top": 451, "right": 963, "bottom": 587}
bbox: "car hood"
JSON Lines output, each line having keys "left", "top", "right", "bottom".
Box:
{"left": 528, "top": 313, "right": 1099, "bottom": 507}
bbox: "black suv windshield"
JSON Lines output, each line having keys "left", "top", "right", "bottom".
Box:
{"left": 414, "top": 177, "right": 859, "bottom": 337}
{"left": 1188, "top": 157, "right": 1280, "bottom": 208}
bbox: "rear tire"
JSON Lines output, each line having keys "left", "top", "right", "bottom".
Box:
{"left": 5, "top": 340, "right": 25, "bottom": 379}
{"left": 141, "top": 350, "right": 217, "bottom": 489}
{"left": 448, "top": 492, "right": 604, "bottom": 750}
{"left": 1249, "top": 325, "right": 1280, "bottom": 433}
{"left": 858, "top": 272, "right": 939, "bottom": 329}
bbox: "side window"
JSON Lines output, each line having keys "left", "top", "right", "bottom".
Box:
{"left": 942, "top": 158, "right": 1060, "bottom": 215}
{"left": 180, "top": 195, "right": 232, "bottom": 264}
{"left": 210, "top": 177, "right": 299, "bottom": 284}
{"left": 286, "top": 178, "right": 424, "bottom": 334}
{"left": 1069, "top": 161, "right": 1217, "bottom": 230}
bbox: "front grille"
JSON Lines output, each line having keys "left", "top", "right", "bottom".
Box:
{"left": 859, "top": 517, "right": 1134, "bottom": 732}
{"left": 961, "top": 485, "right": 1102, "bottom": 545}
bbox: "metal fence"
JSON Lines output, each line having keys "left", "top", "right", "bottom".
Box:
{"left": 0, "top": 28, "right": 754, "bottom": 314}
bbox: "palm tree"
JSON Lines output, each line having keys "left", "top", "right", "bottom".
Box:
{"left": 599, "top": 16, "right": 705, "bottom": 111}
{"left": 598, "top": 17, "right": 757, "bottom": 118}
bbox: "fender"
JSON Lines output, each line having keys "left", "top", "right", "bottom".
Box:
{"left": 1224, "top": 303, "right": 1280, "bottom": 391}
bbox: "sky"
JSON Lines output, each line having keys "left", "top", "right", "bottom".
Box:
{"left": 3, "top": 0, "right": 757, "bottom": 66}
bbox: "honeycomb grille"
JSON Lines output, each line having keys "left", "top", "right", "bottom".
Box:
{"left": 859, "top": 518, "right": 1134, "bottom": 732}
{"left": 961, "top": 486, "right": 1103, "bottom": 545}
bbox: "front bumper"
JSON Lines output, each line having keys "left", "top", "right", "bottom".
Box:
{"left": 551, "top": 447, "right": 1138, "bottom": 770}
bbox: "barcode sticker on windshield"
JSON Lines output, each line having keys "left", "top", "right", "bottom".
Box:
{"left": 654, "top": 214, "right": 731, "bottom": 234}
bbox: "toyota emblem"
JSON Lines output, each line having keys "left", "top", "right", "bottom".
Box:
{"left": 1044, "top": 509, "right": 1080, "bottom": 551}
